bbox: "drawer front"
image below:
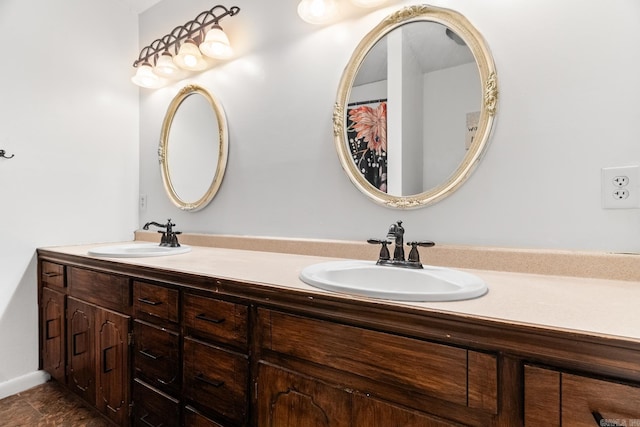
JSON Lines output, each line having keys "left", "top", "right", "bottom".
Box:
{"left": 562, "top": 373, "right": 640, "bottom": 426}
{"left": 133, "top": 379, "right": 180, "bottom": 427}
{"left": 133, "top": 281, "right": 179, "bottom": 324}
{"left": 259, "top": 309, "right": 497, "bottom": 410}
{"left": 184, "top": 407, "right": 226, "bottom": 427}
{"left": 41, "top": 261, "right": 65, "bottom": 288}
{"left": 134, "top": 320, "right": 180, "bottom": 395}
{"left": 183, "top": 293, "right": 248, "bottom": 350}
{"left": 183, "top": 337, "right": 248, "bottom": 425}
{"left": 68, "top": 267, "right": 130, "bottom": 313}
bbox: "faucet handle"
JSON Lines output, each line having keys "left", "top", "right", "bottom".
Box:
{"left": 406, "top": 241, "right": 435, "bottom": 263}
{"left": 367, "top": 239, "right": 391, "bottom": 261}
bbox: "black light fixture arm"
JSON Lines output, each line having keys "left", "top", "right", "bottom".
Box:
{"left": 133, "top": 5, "right": 240, "bottom": 68}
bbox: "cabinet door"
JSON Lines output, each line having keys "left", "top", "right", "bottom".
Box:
{"left": 257, "top": 363, "right": 352, "bottom": 427}
{"left": 41, "top": 287, "right": 66, "bottom": 383}
{"left": 67, "top": 297, "right": 96, "bottom": 405}
{"left": 352, "top": 394, "right": 466, "bottom": 427}
{"left": 96, "top": 307, "right": 131, "bottom": 426}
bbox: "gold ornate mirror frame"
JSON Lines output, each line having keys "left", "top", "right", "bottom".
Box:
{"left": 159, "top": 84, "right": 229, "bottom": 211}
{"left": 333, "top": 5, "right": 498, "bottom": 209}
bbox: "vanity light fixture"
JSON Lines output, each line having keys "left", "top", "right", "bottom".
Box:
{"left": 131, "top": 4, "right": 240, "bottom": 88}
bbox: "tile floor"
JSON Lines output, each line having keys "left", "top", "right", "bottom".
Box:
{"left": 0, "top": 381, "right": 110, "bottom": 426}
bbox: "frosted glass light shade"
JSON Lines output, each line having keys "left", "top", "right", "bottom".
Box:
{"left": 200, "top": 26, "right": 233, "bottom": 59}
{"left": 154, "top": 52, "right": 180, "bottom": 78}
{"left": 173, "top": 40, "right": 208, "bottom": 71}
{"left": 350, "top": 0, "right": 388, "bottom": 7}
{"left": 297, "top": 0, "right": 339, "bottom": 25}
{"left": 131, "top": 62, "right": 164, "bottom": 88}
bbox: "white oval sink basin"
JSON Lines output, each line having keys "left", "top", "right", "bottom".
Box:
{"left": 300, "top": 260, "right": 487, "bottom": 302}
{"left": 88, "top": 243, "right": 191, "bottom": 258}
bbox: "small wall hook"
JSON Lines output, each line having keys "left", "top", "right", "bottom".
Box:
{"left": 0, "top": 149, "right": 14, "bottom": 159}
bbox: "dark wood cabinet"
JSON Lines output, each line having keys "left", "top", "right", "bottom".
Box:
{"left": 257, "top": 363, "right": 352, "bottom": 427}
{"left": 67, "top": 297, "right": 96, "bottom": 405}
{"left": 524, "top": 364, "right": 640, "bottom": 426}
{"left": 132, "top": 281, "right": 181, "bottom": 426}
{"left": 37, "top": 250, "right": 640, "bottom": 427}
{"left": 41, "top": 286, "right": 66, "bottom": 384}
{"left": 95, "top": 307, "right": 131, "bottom": 426}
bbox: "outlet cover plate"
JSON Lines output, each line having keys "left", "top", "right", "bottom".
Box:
{"left": 602, "top": 165, "right": 639, "bottom": 209}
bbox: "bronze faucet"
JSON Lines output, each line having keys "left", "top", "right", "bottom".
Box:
{"left": 368, "top": 221, "right": 434, "bottom": 269}
{"left": 143, "top": 219, "right": 182, "bottom": 247}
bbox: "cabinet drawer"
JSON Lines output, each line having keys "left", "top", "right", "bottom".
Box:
{"left": 68, "top": 267, "right": 130, "bottom": 313}
{"left": 133, "top": 281, "right": 179, "bottom": 324}
{"left": 524, "top": 365, "right": 640, "bottom": 426}
{"left": 133, "top": 320, "right": 180, "bottom": 395}
{"left": 258, "top": 309, "right": 497, "bottom": 412}
{"left": 562, "top": 373, "right": 640, "bottom": 425}
{"left": 184, "top": 406, "right": 226, "bottom": 427}
{"left": 133, "top": 379, "right": 180, "bottom": 427}
{"left": 183, "top": 337, "right": 248, "bottom": 425}
{"left": 41, "top": 261, "right": 65, "bottom": 288}
{"left": 183, "top": 293, "right": 248, "bottom": 350}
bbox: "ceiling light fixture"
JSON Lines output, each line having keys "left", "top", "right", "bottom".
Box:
{"left": 350, "top": 0, "right": 389, "bottom": 7}
{"left": 132, "top": 5, "right": 240, "bottom": 88}
{"left": 297, "top": 0, "right": 339, "bottom": 25}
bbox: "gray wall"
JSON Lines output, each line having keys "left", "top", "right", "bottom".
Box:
{"left": 139, "top": 0, "right": 640, "bottom": 253}
{"left": 0, "top": 0, "right": 138, "bottom": 395}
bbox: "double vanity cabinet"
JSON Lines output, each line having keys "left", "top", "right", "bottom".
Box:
{"left": 38, "top": 245, "right": 640, "bottom": 426}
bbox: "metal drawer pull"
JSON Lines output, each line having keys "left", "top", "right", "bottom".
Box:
{"left": 195, "top": 373, "right": 225, "bottom": 388}
{"left": 43, "top": 272, "right": 61, "bottom": 278}
{"left": 137, "top": 297, "right": 162, "bottom": 306}
{"left": 592, "top": 411, "right": 625, "bottom": 427}
{"left": 195, "top": 313, "right": 225, "bottom": 324}
{"left": 139, "top": 413, "right": 162, "bottom": 427}
{"left": 139, "top": 349, "right": 163, "bottom": 360}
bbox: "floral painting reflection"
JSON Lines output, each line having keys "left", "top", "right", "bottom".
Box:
{"left": 347, "top": 100, "right": 387, "bottom": 193}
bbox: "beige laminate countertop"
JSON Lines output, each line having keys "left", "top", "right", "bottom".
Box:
{"left": 41, "top": 242, "right": 640, "bottom": 343}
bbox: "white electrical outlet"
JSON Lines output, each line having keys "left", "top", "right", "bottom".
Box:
{"left": 139, "top": 194, "right": 147, "bottom": 211}
{"left": 602, "top": 165, "right": 639, "bottom": 209}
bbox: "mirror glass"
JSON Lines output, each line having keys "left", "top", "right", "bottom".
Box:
{"left": 334, "top": 5, "right": 498, "bottom": 208}
{"left": 159, "top": 84, "right": 228, "bottom": 211}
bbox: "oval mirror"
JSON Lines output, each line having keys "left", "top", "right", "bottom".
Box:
{"left": 334, "top": 5, "right": 498, "bottom": 209}
{"left": 159, "top": 84, "right": 229, "bottom": 211}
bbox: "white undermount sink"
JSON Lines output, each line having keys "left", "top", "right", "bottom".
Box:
{"left": 300, "top": 260, "right": 487, "bottom": 302}
{"left": 88, "top": 243, "right": 191, "bottom": 258}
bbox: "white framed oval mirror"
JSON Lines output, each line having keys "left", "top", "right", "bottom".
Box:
{"left": 334, "top": 5, "right": 498, "bottom": 209}
{"left": 159, "top": 84, "right": 229, "bottom": 211}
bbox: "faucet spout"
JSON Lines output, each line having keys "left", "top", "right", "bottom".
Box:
{"left": 142, "top": 219, "right": 181, "bottom": 247}
{"left": 386, "top": 220, "right": 405, "bottom": 262}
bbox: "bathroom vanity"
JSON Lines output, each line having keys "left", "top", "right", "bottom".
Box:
{"left": 37, "top": 241, "right": 640, "bottom": 426}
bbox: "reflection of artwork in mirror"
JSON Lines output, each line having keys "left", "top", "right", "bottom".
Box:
{"left": 334, "top": 5, "right": 498, "bottom": 209}
{"left": 347, "top": 99, "right": 388, "bottom": 192}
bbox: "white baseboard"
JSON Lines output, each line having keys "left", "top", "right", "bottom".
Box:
{"left": 0, "top": 371, "right": 50, "bottom": 400}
